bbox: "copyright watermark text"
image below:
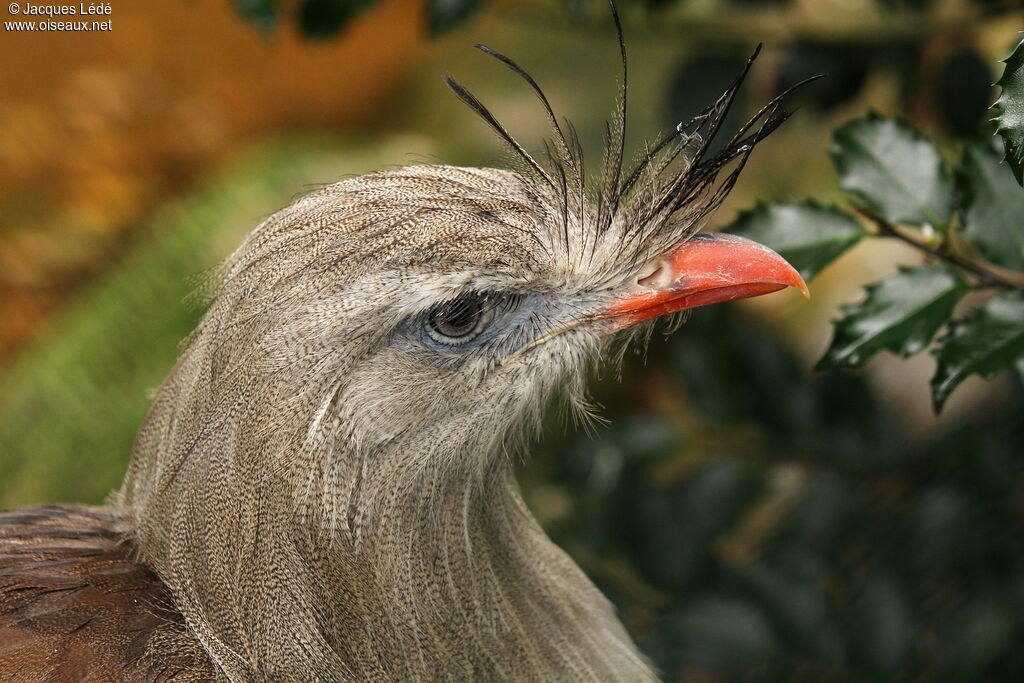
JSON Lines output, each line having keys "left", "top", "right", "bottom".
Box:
{"left": 5, "top": 3, "right": 113, "bottom": 31}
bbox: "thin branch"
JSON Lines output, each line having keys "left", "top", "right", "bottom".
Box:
{"left": 853, "top": 206, "right": 1022, "bottom": 291}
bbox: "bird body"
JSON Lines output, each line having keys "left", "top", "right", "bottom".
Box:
{"left": 0, "top": 17, "right": 809, "bottom": 681}
{"left": 0, "top": 506, "right": 214, "bottom": 681}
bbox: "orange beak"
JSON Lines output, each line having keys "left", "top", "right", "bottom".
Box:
{"left": 599, "top": 233, "right": 809, "bottom": 330}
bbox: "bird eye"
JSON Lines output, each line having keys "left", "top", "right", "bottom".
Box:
{"left": 425, "top": 294, "right": 498, "bottom": 346}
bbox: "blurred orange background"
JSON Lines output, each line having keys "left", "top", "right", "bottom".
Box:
{"left": 0, "top": 0, "right": 425, "bottom": 356}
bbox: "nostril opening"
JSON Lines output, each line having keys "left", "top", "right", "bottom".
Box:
{"left": 638, "top": 265, "right": 663, "bottom": 288}
{"left": 638, "top": 258, "right": 673, "bottom": 289}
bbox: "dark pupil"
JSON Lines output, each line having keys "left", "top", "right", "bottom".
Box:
{"left": 434, "top": 298, "right": 482, "bottom": 337}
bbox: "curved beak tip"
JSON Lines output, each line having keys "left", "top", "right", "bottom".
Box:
{"left": 795, "top": 275, "right": 811, "bottom": 299}
{"left": 604, "top": 233, "right": 810, "bottom": 328}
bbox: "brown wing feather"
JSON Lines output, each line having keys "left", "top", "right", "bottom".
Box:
{"left": 0, "top": 505, "right": 217, "bottom": 682}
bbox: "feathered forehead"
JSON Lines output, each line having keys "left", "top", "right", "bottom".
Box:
{"left": 443, "top": 3, "right": 814, "bottom": 280}
{"left": 222, "top": 165, "right": 554, "bottom": 290}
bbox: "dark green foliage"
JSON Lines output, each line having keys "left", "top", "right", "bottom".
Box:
{"left": 298, "top": 0, "right": 374, "bottom": 39}
{"left": 817, "top": 266, "right": 969, "bottom": 369}
{"left": 773, "top": 42, "right": 869, "bottom": 111}
{"left": 537, "top": 306, "right": 1024, "bottom": 679}
{"left": 230, "top": 0, "right": 375, "bottom": 39}
{"left": 993, "top": 36, "right": 1024, "bottom": 185}
{"left": 831, "top": 115, "right": 952, "bottom": 230}
{"left": 234, "top": 0, "right": 278, "bottom": 33}
{"left": 727, "top": 202, "right": 863, "bottom": 282}
{"left": 733, "top": 97, "right": 1024, "bottom": 410}
{"left": 657, "top": 595, "right": 779, "bottom": 667}
{"left": 957, "top": 140, "right": 1024, "bottom": 271}
{"left": 932, "top": 291, "right": 1024, "bottom": 410}
{"left": 936, "top": 48, "right": 994, "bottom": 136}
{"left": 427, "top": 0, "right": 485, "bottom": 35}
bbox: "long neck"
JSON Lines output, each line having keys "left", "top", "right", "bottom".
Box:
{"left": 122, "top": 424, "right": 651, "bottom": 681}
{"left": 310, "top": 472, "right": 650, "bottom": 680}
{"left": 118, "top": 282, "right": 652, "bottom": 679}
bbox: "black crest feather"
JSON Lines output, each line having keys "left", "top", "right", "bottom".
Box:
{"left": 444, "top": 0, "right": 820, "bottom": 271}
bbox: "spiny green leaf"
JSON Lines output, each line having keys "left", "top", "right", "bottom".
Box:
{"left": 931, "top": 290, "right": 1024, "bottom": 411}
{"left": 956, "top": 140, "right": 1024, "bottom": 271}
{"left": 831, "top": 115, "right": 952, "bottom": 230}
{"left": 817, "top": 265, "right": 968, "bottom": 370}
{"left": 992, "top": 35, "right": 1024, "bottom": 186}
{"left": 427, "top": 0, "right": 485, "bottom": 35}
{"left": 233, "top": 0, "right": 278, "bottom": 33}
{"left": 725, "top": 201, "right": 864, "bottom": 282}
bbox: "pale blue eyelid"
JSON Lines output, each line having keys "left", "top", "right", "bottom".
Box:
{"left": 408, "top": 292, "right": 533, "bottom": 352}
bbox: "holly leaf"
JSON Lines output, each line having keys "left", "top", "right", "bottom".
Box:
{"left": 427, "top": 0, "right": 485, "bottom": 35}
{"left": 956, "top": 140, "right": 1024, "bottom": 271}
{"left": 726, "top": 202, "right": 863, "bottom": 282}
{"left": 931, "top": 290, "right": 1024, "bottom": 411}
{"left": 992, "top": 35, "right": 1024, "bottom": 186}
{"left": 831, "top": 115, "right": 952, "bottom": 230}
{"left": 817, "top": 265, "right": 968, "bottom": 369}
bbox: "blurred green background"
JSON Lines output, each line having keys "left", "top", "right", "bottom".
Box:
{"left": 2, "top": 0, "right": 1024, "bottom": 679}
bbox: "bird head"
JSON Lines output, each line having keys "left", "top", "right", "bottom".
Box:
{"left": 119, "top": 13, "right": 809, "bottom": 679}
{"left": 199, "top": 159, "right": 807, "bottom": 471}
